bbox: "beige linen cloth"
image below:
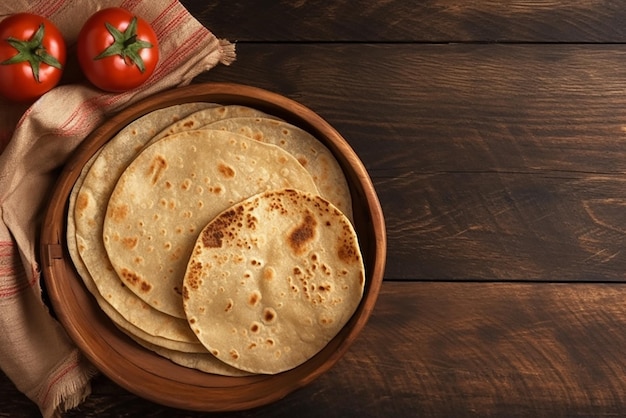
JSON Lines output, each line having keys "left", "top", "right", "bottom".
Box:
{"left": 0, "top": 1, "right": 234, "bottom": 416}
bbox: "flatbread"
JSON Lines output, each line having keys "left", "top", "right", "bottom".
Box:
{"left": 68, "top": 151, "right": 205, "bottom": 353}
{"left": 148, "top": 105, "right": 278, "bottom": 144}
{"left": 71, "top": 102, "right": 213, "bottom": 344}
{"left": 103, "top": 130, "right": 320, "bottom": 318}
{"left": 182, "top": 189, "right": 365, "bottom": 374}
{"left": 125, "top": 332, "right": 252, "bottom": 377}
{"left": 205, "top": 117, "right": 353, "bottom": 220}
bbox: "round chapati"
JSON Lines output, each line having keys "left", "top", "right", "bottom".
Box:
{"left": 70, "top": 102, "right": 213, "bottom": 344}
{"left": 125, "top": 332, "right": 252, "bottom": 377}
{"left": 148, "top": 105, "right": 278, "bottom": 145}
{"left": 102, "top": 130, "right": 320, "bottom": 319}
{"left": 68, "top": 152, "right": 205, "bottom": 353}
{"left": 182, "top": 189, "right": 365, "bottom": 374}
{"left": 205, "top": 117, "right": 353, "bottom": 221}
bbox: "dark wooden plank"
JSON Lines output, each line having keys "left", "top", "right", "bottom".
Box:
{"left": 197, "top": 43, "right": 626, "bottom": 281}
{"left": 182, "top": 0, "right": 626, "bottom": 43}
{"left": 6, "top": 281, "right": 626, "bottom": 416}
{"left": 0, "top": 377, "right": 41, "bottom": 416}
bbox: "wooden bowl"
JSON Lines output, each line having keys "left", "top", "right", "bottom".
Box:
{"left": 40, "top": 82, "right": 386, "bottom": 411}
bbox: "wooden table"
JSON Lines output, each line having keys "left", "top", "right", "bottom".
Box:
{"left": 5, "top": 1, "right": 626, "bottom": 416}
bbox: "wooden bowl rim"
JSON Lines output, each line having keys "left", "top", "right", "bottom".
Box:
{"left": 40, "top": 82, "right": 387, "bottom": 411}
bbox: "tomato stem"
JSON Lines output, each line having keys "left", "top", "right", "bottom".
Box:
{"left": 124, "top": 34, "right": 137, "bottom": 48}
{"left": 1, "top": 23, "right": 63, "bottom": 83}
{"left": 95, "top": 17, "right": 153, "bottom": 73}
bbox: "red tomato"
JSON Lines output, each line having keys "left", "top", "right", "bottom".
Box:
{"left": 77, "top": 8, "right": 159, "bottom": 92}
{"left": 0, "top": 13, "right": 66, "bottom": 102}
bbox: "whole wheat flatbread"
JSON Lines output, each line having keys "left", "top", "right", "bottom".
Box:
{"left": 205, "top": 117, "right": 353, "bottom": 221}
{"left": 148, "top": 105, "right": 278, "bottom": 144}
{"left": 70, "top": 102, "right": 213, "bottom": 344}
{"left": 102, "top": 130, "right": 320, "bottom": 318}
{"left": 182, "top": 189, "right": 365, "bottom": 374}
{"left": 72, "top": 104, "right": 280, "bottom": 342}
{"left": 125, "top": 332, "right": 252, "bottom": 377}
{"left": 68, "top": 148, "right": 205, "bottom": 353}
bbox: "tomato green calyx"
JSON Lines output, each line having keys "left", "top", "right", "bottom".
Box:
{"left": 1, "top": 23, "right": 63, "bottom": 83}
{"left": 95, "top": 17, "right": 153, "bottom": 73}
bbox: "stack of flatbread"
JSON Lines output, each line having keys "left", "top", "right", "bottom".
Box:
{"left": 66, "top": 102, "right": 365, "bottom": 376}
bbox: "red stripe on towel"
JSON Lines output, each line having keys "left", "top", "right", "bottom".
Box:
{"left": 0, "top": 242, "right": 37, "bottom": 298}
{"left": 151, "top": 0, "right": 179, "bottom": 32}
{"left": 39, "top": 358, "right": 80, "bottom": 409}
{"left": 30, "top": 0, "right": 65, "bottom": 18}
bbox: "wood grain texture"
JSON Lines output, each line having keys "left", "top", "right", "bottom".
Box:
{"left": 198, "top": 43, "right": 626, "bottom": 281}
{"left": 6, "top": 281, "right": 626, "bottom": 417}
{"left": 182, "top": 0, "right": 626, "bottom": 42}
{"left": 6, "top": 0, "right": 626, "bottom": 416}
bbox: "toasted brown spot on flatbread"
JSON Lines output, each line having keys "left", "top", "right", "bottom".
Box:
{"left": 122, "top": 236, "right": 138, "bottom": 250}
{"left": 263, "top": 267, "right": 275, "bottom": 281}
{"left": 120, "top": 268, "right": 152, "bottom": 292}
{"left": 288, "top": 213, "right": 317, "bottom": 255}
{"left": 338, "top": 237, "right": 360, "bottom": 264}
{"left": 108, "top": 203, "right": 129, "bottom": 222}
{"left": 201, "top": 207, "right": 244, "bottom": 248}
{"left": 263, "top": 307, "right": 277, "bottom": 323}
{"left": 248, "top": 291, "right": 261, "bottom": 306}
{"left": 184, "top": 260, "right": 204, "bottom": 293}
{"left": 246, "top": 213, "right": 258, "bottom": 230}
{"left": 225, "top": 299, "right": 234, "bottom": 312}
{"left": 148, "top": 155, "right": 168, "bottom": 185}
{"left": 218, "top": 163, "right": 235, "bottom": 178}
{"left": 202, "top": 227, "right": 224, "bottom": 248}
{"left": 76, "top": 192, "right": 89, "bottom": 213}
{"left": 320, "top": 317, "right": 333, "bottom": 325}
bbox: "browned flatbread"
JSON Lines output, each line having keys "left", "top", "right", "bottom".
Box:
{"left": 69, "top": 102, "right": 214, "bottom": 345}
{"left": 205, "top": 117, "right": 353, "bottom": 221}
{"left": 182, "top": 189, "right": 365, "bottom": 374}
{"left": 102, "top": 130, "right": 320, "bottom": 318}
{"left": 69, "top": 102, "right": 360, "bottom": 377}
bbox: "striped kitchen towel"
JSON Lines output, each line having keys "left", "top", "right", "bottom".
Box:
{"left": 0, "top": 1, "right": 234, "bottom": 416}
